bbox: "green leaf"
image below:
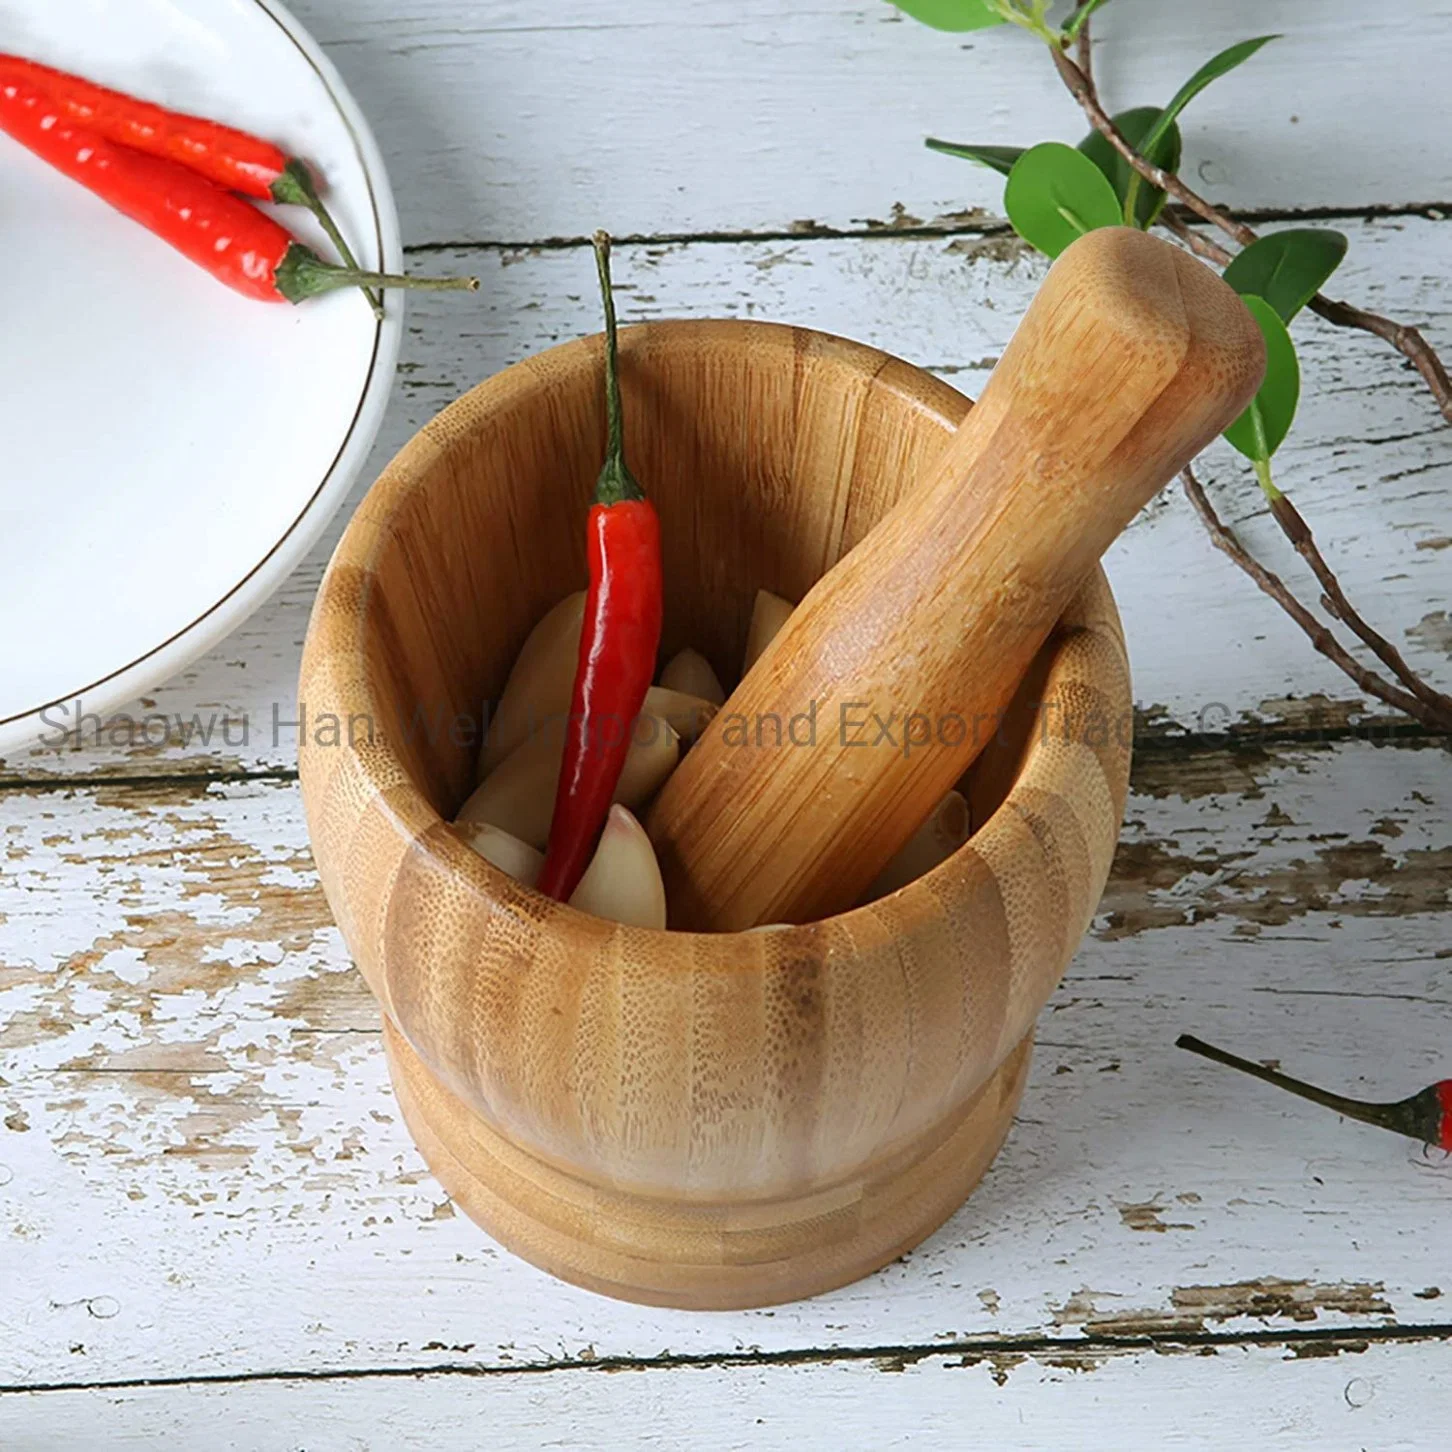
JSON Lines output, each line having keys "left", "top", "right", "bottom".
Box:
{"left": 1078, "top": 107, "right": 1183, "bottom": 228}
{"left": 1003, "top": 143, "right": 1122, "bottom": 257}
{"left": 886, "top": 0, "right": 1004, "bottom": 31}
{"left": 1062, "top": 0, "right": 1112, "bottom": 43}
{"left": 1137, "top": 36, "right": 1279, "bottom": 166}
{"left": 925, "top": 138, "right": 1024, "bottom": 177}
{"left": 1222, "top": 228, "right": 1348, "bottom": 323}
{"left": 1111, "top": 36, "right": 1276, "bottom": 231}
{"left": 1224, "top": 295, "right": 1300, "bottom": 462}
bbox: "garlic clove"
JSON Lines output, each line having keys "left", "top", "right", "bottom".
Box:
{"left": 459, "top": 714, "right": 680, "bottom": 851}
{"left": 643, "top": 685, "right": 718, "bottom": 745}
{"left": 659, "top": 647, "right": 725, "bottom": 706}
{"left": 861, "top": 790, "right": 972, "bottom": 903}
{"left": 743, "top": 588, "right": 795, "bottom": 674}
{"left": 568, "top": 804, "right": 667, "bottom": 929}
{"left": 477, "top": 591, "right": 585, "bottom": 778}
{"left": 455, "top": 820, "right": 544, "bottom": 887}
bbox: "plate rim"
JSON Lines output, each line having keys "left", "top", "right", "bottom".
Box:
{"left": 0, "top": 0, "right": 404, "bottom": 758}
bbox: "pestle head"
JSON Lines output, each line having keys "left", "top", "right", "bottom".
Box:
{"left": 648, "top": 228, "right": 1266, "bottom": 931}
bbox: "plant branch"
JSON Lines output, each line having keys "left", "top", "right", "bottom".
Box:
{"left": 1266, "top": 493, "right": 1452, "bottom": 725}
{"left": 1049, "top": 46, "right": 1452, "bottom": 424}
{"left": 992, "top": 0, "right": 1058, "bottom": 46}
{"left": 1072, "top": 1, "right": 1094, "bottom": 86}
{"left": 1049, "top": 46, "right": 1255, "bottom": 243}
{"left": 1306, "top": 294, "right": 1452, "bottom": 424}
{"left": 1158, "top": 212, "right": 1232, "bottom": 266}
{"left": 1179, "top": 467, "right": 1446, "bottom": 731}
{"left": 1038, "top": 37, "right": 1452, "bottom": 730}
{"left": 1161, "top": 211, "right": 1452, "bottom": 723}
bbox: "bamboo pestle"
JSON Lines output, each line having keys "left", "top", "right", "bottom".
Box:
{"left": 648, "top": 228, "right": 1266, "bottom": 930}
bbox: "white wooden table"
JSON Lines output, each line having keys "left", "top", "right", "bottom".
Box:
{"left": 3, "top": 3, "right": 1451, "bottom": 1445}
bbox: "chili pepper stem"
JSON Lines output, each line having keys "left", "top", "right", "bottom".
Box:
{"left": 272, "top": 160, "right": 384, "bottom": 320}
{"left": 592, "top": 230, "right": 646, "bottom": 506}
{"left": 1176, "top": 1033, "right": 1445, "bottom": 1147}
{"left": 274, "top": 244, "right": 479, "bottom": 304}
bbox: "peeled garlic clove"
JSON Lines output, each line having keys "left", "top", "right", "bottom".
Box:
{"left": 569, "top": 805, "right": 667, "bottom": 929}
{"left": 660, "top": 648, "right": 725, "bottom": 706}
{"left": 459, "top": 714, "right": 680, "bottom": 851}
{"left": 862, "top": 790, "right": 971, "bottom": 903}
{"left": 743, "top": 588, "right": 794, "bottom": 674}
{"left": 478, "top": 591, "right": 585, "bottom": 778}
{"left": 459, "top": 731, "right": 561, "bottom": 848}
{"left": 618, "top": 715, "right": 683, "bottom": 801}
{"left": 456, "top": 820, "right": 543, "bottom": 887}
{"left": 644, "top": 685, "right": 718, "bottom": 744}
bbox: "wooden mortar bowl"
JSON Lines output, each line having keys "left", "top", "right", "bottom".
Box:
{"left": 298, "top": 320, "right": 1133, "bottom": 1309}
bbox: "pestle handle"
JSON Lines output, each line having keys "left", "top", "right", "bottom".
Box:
{"left": 648, "top": 228, "right": 1266, "bottom": 931}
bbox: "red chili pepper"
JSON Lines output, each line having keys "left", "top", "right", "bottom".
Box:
{"left": 0, "top": 78, "right": 476, "bottom": 304}
{"left": 537, "top": 233, "right": 665, "bottom": 902}
{"left": 0, "top": 53, "right": 384, "bottom": 317}
{"left": 1178, "top": 1035, "right": 1452, "bottom": 1151}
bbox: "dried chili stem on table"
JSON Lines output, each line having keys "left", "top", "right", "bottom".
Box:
{"left": 1178, "top": 1034, "right": 1452, "bottom": 1151}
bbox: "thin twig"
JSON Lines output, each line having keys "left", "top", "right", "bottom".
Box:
{"left": 1306, "top": 294, "right": 1452, "bottom": 424}
{"left": 1159, "top": 212, "right": 1452, "bottom": 712}
{"left": 1073, "top": 2, "right": 1093, "bottom": 87}
{"left": 1050, "top": 47, "right": 1254, "bottom": 243}
{"left": 1179, "top": 467, "right": 1444, "bottom": 730}
{"left": 1266, "top": 493, "right": 1452, "bottom": 724}
{"left": 1158, "top": 212, "right": 1232, "bottom": 267}
{"left": 1049, "top": 45, "right": 1452, "bottom": 423}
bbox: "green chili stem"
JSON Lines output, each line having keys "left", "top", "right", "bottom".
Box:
{"left": 1177, "top": 1034, "right": 1444, "bottom": 1146}
{"left": 274, "top": 245, "right": 480, "bottom": 304}
{"left": 272, "top": 161, "right": 384, "bottom": 320}
{"left": 1178, "top": 1035, "right": 1389, "bottom": 1122}
{"left": 592, "top": 230, "right": 645, "bottom": 505}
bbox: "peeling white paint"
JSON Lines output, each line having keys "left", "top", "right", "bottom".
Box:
{"left": 1, "top": 742, "right": 1448, "bottom": 1387}
{"left": 1, "top": 1338, "right": 1444, "bottom": 1450}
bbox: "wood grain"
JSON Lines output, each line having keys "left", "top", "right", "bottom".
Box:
{"left": 385, "top": 1016, "right": 1033, "bottom": 1310}
{"left": 5, "top": 1336, "right": 1446, "bottom": 1449}
{"left": 650, "top": 230, "right": 1262, "bottom": 928}
{"left": 283, "top": 0, "right": 1452, "bottom": 242}
{"left": 297, "top": 320, "right": 1133, "bottom": 1305}
{"left": 3, "top": 738, "right": 1448, "bottom": 1384}
{"left": 5, "top": 218, "right": 1446, "bottom": 783}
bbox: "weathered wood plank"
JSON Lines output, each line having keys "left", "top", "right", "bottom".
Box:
{"left": 0, "top": 1334, "right": 1444, "bottom": 1450}
{"left": 282, "top": 0, "right": 1452, "bottom": 244}
{"left": 2, "top": 738, "right": 1448, "bottom": 1384}
{"left": 5, "top": 218, "right": 1448, "bottom": 780}
{"left": 5, "top": 0, "right": 1448, "bottom": 1421}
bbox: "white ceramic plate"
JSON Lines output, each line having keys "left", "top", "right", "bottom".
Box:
{"left": 0, "top": 0, "right": 402, "bottom": 759}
